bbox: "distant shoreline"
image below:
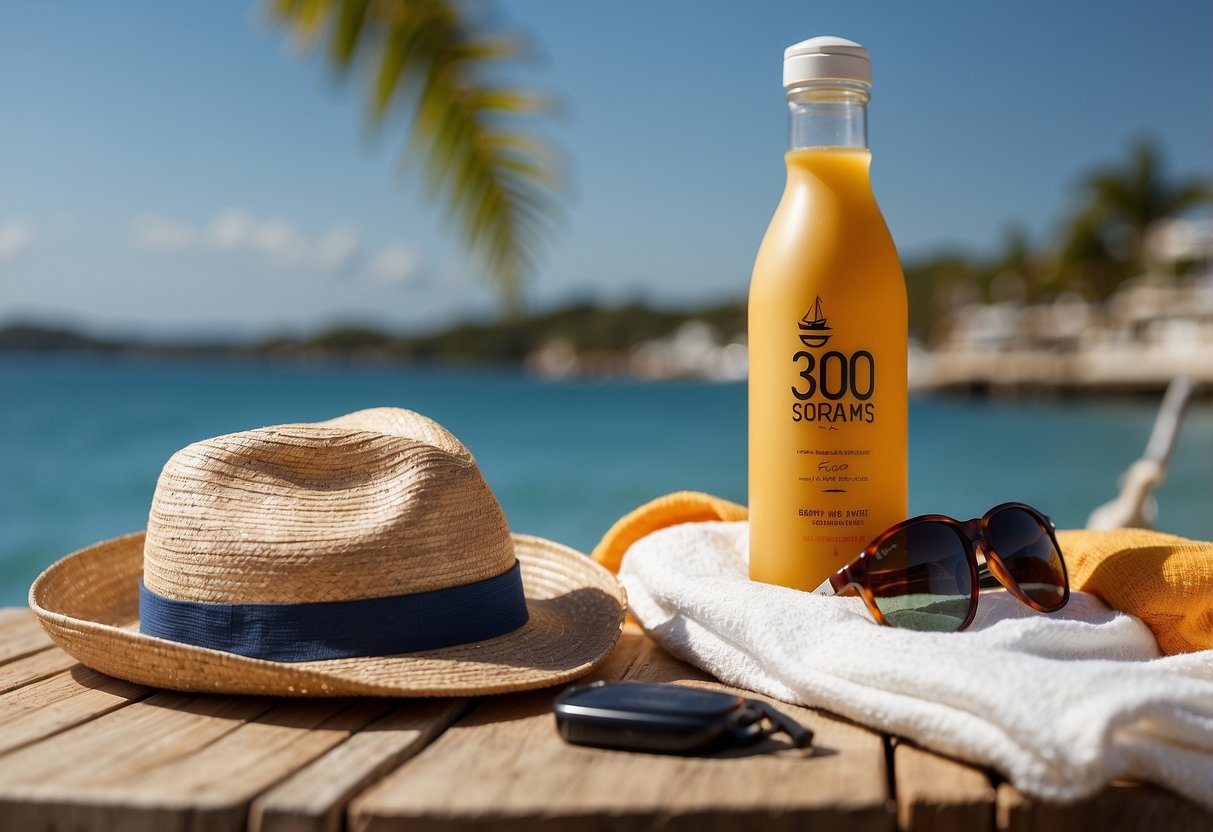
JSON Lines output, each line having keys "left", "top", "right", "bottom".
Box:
{"left": 0, "top": 301, "right": 746, "bottom": 378}
{"left": 0, "top": 299, "right": 745, "bottom": 369}
{"left": 4, "top": 295, "right": 1209, "bottom": 399}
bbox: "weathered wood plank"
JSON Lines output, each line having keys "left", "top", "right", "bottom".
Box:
{"left": 3, "top": 607, "right": 1200, "bottom": 832}
{"left": 249, "top": 698, "right": 470, "bottom": 832}
{"left": 0, "top": 608, "right": 33, "bottom": 630}
{"left": 997, "top": 781, "right": 1213, "bottom": 832}
{"left": 0, "top": 692, "right": 427, "bottom": 832}
{"left": 0, "top": 646, "right": 79, "bottom": 695}
{"left": 350, "top": 624, "right": 894, "bottom": 832}
{"left": 0, "top": 692, "right": 278, "bottom": 832}
{"left": 0, "top": 691, "right": 276, "bottom": 785}
{"left": 0, "top": 666, "right": 148, "bottom": 755}
{"left": 0, "top": 608, "right": 55, "bottom": 664}
{"left": 126, "top": 699, "right": 386, "bottom": 808}
{"left": 892, "top": 739, "right": 994, "bottom": 832}
{"left": 0, "top": 608, "right": 29, "bottom": 623}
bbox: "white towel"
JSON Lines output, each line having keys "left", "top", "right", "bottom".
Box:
{"left": 619, "top": 521, "right": 1213, "bottom": 808}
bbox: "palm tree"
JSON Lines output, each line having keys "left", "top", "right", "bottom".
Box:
{"left": 983, "top": 224, "right": 1056, "bottom": 304}
{"left": 1057, "top": 211, "right": 1125, "bottom": 302}
{"left": 1058, "top": 138, "right": 1210, "bottom": 299}
{"left": 267, "top": 0, "right": 562, "bottom": 312}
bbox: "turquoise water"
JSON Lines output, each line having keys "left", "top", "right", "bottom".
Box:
{"left": 2, "top": 356, "right": 1211, "bottom": 606}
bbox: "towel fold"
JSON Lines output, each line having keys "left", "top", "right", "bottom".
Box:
{"left": 620, "top": 521, "right": 1213, "bottom": 807}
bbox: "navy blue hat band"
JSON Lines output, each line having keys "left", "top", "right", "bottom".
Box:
{"left": 138, "top": 559, "right": 529, "bottom": 662}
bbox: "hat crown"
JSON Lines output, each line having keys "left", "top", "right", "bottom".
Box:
{"left": 143, "top": 408, "right": 515, "bottom": 604}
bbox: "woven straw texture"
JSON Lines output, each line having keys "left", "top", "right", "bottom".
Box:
{"left": 145, "top": 408, "right": 514, "bottom": 603}
{"left": 29, "top": 408, "right": 626, "bottom": 696}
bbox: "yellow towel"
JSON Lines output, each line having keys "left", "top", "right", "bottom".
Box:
{"left": 594, "top": 493, "right": 1213, "bottom": 656}
{"left": 591, "top": 491, "right": 747, "bottom": 574}
{"left": 1056, "top": 529, "right": 1213, "bottom": 656}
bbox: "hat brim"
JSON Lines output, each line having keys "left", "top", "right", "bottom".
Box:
{"left": 29, "top": 532, "right": 627, "bottom": 697}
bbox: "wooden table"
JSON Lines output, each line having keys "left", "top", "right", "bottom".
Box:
{"left": 0, "top": 607, "right": 1208, "bottom": 831}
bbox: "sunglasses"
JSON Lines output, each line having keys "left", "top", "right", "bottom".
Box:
{"left": 811, "top": 502, "right": 1069, "bottom": 632}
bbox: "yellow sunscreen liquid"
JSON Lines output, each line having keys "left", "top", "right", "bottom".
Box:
{"left": 748, "top": 37, "right": 907, "bottom": 591}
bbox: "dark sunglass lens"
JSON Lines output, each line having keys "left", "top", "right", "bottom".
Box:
{"left": 868, "top": 521, "right": 973, "bottom": 632}
{"left": 985, "top": 507, "right": 1067, "bottom": 610}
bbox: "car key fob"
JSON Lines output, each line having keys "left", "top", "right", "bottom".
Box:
{"left": 553, "top": 681, "right": 813, "bottom": 754}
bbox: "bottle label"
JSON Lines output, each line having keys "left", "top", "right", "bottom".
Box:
{"left": 788, "top": 294, "right": 876, "bottom": 426}
{"left": 788, "top": 294, "right": 876, "bottom": 550}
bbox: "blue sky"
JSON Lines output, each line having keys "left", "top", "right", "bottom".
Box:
{"left": 1, "top": 0, "right": 1210, "bottom": 337}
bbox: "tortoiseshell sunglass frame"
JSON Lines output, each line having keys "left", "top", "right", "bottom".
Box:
{"left": 817, "top": 502, "right": 1070, "bottom": 631}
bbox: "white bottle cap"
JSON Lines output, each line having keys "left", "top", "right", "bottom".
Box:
{"left": 783, "top": 36, "right": 871, "bottom": 88}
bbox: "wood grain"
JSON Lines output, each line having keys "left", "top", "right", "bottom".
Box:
{"left": 0, "top": 692, "right": 273, "bottom": 832}
{"left": 1, "top": 609, "right": 1206, "bottom": 832}
{"left": 0, "top": 694, "right": 396, "bottom": 831}
{"left": 0, "top": 646, "right": 79, "bottom": 695}
{"left": 350, "top": 624, "right": 894, "bottom": 832}
{"left": 997, "top": 782, "right": 1213, "bottom": 832}
{"left": 0, "top": 666, "right": 148, "bottom": 755}
{"left": 250, "top": 698, "right": 470, "bottom": 832}
{"left": 128, "top": 699, "right": 384, "bottom": 806}
{"left": 0, "top": 692, "right": 275, "bottom": 784}
{"left": 892, "top": 739, "right": 994, "bottom": 832}
{"left": 0, "top": 608, "right": 31, "bottom": 627}
{"left": 0, "top": 608, "right": 55, "bottom": 663}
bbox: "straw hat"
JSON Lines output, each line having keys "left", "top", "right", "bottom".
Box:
{"left": 29, "top": 408, "right": 626, "bottom": 696}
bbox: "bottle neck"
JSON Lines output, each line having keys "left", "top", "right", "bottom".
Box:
{"left": 786, "top": 80, "right": 869, "bottom": 150}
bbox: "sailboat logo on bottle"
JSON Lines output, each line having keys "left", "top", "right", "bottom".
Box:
{"left": 798, "top": 295, "right": 833, "bottom": 348}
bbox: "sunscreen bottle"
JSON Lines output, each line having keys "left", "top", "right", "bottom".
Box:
{"left": 748, "top": 36, "right": 908, "bottom": 590}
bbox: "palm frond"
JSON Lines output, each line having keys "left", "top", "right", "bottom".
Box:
{"left": 267, "top": 0, "right": 562, "bottom": 312}
{"left": 1066, "top": 137, "right": 1213, "bottom": 291}
{"left": 1166, "top": 180, "right": 1212, "bottom": 216}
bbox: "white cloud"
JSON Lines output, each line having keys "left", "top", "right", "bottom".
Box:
{"left": 368, "top": 244, "right": 421, "bottom": 286}
{"left": 0, "top": 219, "right": 35, "bottom": 260}
{"left": 134, "top": 208, "right": 363, "bottom": 276}
{"left": 241, "top": 218, "right": 362, "bottom": 274}
{"left": 131, "top": 215, "right": 195, "bottom": 252}
{"left": 249, "top": 217, "right": 298, "bottom": 257}
{"left": 209, "top": 210, "right": 361, "bottom": 275}
{"left": 205, "top": 208, "right": 255, "bottom": 251}
{"left": 315, "top": 224, "right": 361, "bottom": 273}
{"left": 129, "top": 208, "right": 420, "bottom": 287}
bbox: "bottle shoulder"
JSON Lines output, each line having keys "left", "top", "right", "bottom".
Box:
{"left": 752, "top": 150, "right": 902, "bottom": 290}
{"left": 754, "top": 199, "right": 901, "bottom": 271}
